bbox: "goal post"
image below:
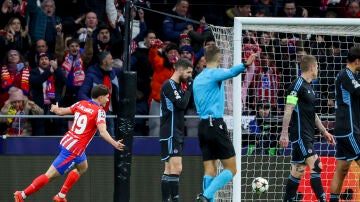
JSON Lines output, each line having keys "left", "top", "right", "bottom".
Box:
{"left": 210, "top": 17, "right": 360, "bottom": 201}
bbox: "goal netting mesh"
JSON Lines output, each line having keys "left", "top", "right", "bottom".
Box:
{"left": 209, "top": 18, "right": 360, "bottom": 202}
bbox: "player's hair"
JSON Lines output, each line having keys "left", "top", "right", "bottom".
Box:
{"left": 91, "top": 84, "right": 109, "bottom": 99}
{"left": 205, "top": 45, "right": 220, "bottom": 63}
{"left": 174, "top": 58, "right": 193, "bottom": 70}
{"left": 347, "top": 46, "right": 360, "bottom": 63}
{"left": 300, "top": 55, "right": 317, "bottom": 72}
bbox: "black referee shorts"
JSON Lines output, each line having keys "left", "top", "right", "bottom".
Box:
{"left": 198, "top": 118, "right": 235, "bottom": 161}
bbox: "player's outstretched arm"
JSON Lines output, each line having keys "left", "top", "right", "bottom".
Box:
{"left": 97, "top": 123, "right": 125, "bottom": 151}
{"left": 50, "top": 102, "right": 72, "bottom": 115}
{"left": 279, "top": 103, "right": 295, "bottom": 148}
{"left": 315, "top": 114, "right": 335, "bottom": 145}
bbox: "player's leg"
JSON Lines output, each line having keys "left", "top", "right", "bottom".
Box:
{"left": 306, "top": 154, "right": 326, "bottom": 202}
{"left": 201, "top": 157, "right": 236, "bottom": 201}
{"left": 203, "top": 160, "right": 216, "bottom": 201}
{"left": 54, "top": 153, "right": 88, "bottom": 201}
{"left": 14, "top": 154, "right": 64, "bottom": 201}
{"left": 283, "top": 163, "right": 306, "bottom": 202}
{"left": 329, "top": 159, "right": 351, "bottom": 202}
{"left": 167, "top": 156, "right": 182, "bottom": 202}
{"left": 199, "top": 118, "right": 235, "bottom": 201}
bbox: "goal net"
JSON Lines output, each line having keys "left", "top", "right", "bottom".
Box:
{"left": 210, "top": 17, "right": 360, "bottom": 202}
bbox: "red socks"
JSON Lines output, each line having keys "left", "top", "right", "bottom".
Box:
{"left": 24, "top": 174, "right": 50, "bottom": 196}
{"left": 60, "top": 170, "right": 80, "bottom": 195}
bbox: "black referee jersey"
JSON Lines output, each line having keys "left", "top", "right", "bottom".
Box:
{"left": 334, "top": 68, "right": 360, "bottom": 137}
{"left": 160, "top": 79, "right": 192, "bottom": 143}
{"left": 287, "top": 77, "right": 316, "bottom": 142}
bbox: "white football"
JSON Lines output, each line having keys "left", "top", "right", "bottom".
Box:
{"left": 251, "top": 177, "right": 269, "bottom": 194}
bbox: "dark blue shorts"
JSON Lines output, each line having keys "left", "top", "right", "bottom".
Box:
{"left": 290, "top": 139, "right": 316, "bottom": 164}
{"left": 52, "top": 146, "right": 87, "bottom": 175}
{"left": 335, "top": 134, "right": 360, "bottom": 161}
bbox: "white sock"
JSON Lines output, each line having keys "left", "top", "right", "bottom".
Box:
{"left": 21, "top": 191, "right": 27, "bottom": 199}
{"left": 58, "top": 192, "right": 66, "bottom": 198}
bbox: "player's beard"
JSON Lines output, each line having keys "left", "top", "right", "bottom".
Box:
{"left": 179, "top": 75, "right": 187, "bottom": 83}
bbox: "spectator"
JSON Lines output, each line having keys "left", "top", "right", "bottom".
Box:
{"left": 27, "top": 0, "right": 62, "bottom": 53}
{"left": 0, "top": 87, "right": 43, "bottom": 136}
{"left": 0, "top": 0, "right": 27, "bottom": 29}
{"left": 187, "top": 16, "right": 214, "bottom": 53}
{"left": 345, "top": 0, "right": 360, "bottom": 18}
{"left": 179, "top": 45, "right": 194, "bottom": 63}
{"left": 56, "top": 35, "right": 93, "bottom": 107}
{"left": 29, "top": 52, "right": 66, "bottom": 136}
{"left": 91, "top": 24, "right": 122, "bottom": 65}
{"left": 162, "top": 0, "right": 193, "bottom": 43}
{"left": 193, "top": 56, "right": 206, "bottom": 78}
{"left": 78, "top": 51, "right": 121, "bottom": 137}
{"left": 225, "top": 0, "right": 252, "bottom": 27}
{"left": 0, "top": 49, "right": 30, "bottom": 108}
{"left": 3, "top": 17, "right": 31, "bottom": 57}
{"left": 277, "top": 0, "right": 308, "bottom": 17}
{"left": 178, "top": 33, "right": 191, "bottom": 49}
{"left": 130, "top": 30, "right": 155, "bottom": 136}
{"left": 248, "top": 101, "right": 278, "bottom": 155}
{"left": 319, "top": 41, "right": 344, "bottom": 114}
{"left": 76, "top": 12, "right": 99, "bottom": 47}
{"left": 251, "top": 52, "right": 280, "bottom": 111}
{"left": 252, "top": 0, "right": 274, "bottom": 17}
{"left": 148, "top": 42, "right": 179, "bottom": 137}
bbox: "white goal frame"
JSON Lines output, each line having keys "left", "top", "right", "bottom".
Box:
{"left": 232, "top": 17, "right": 360, "bottom": 202}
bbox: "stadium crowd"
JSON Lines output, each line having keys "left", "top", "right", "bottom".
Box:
{"left": 0, "top": 0, "right": 359, "bottom": 136}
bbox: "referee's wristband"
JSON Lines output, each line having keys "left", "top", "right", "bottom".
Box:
{"left": 243, "top": 62, "right": 250, "bottom": 68}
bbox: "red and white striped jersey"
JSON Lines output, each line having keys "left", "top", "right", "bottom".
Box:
{"left": 60, "top": 100, "right": 106, "bottom": 155}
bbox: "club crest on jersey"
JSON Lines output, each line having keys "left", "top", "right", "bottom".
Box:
{"left": 308, "top": 149, "right": 313, "bottom": 154}
{"left": 290, "top": 91, "right": 297, "bottom": 96}
{"left": 352, "top": 80, "right": 360, "bottom": 88}
{"left": 174, "top": 90, "right": 181, "bottom": 99}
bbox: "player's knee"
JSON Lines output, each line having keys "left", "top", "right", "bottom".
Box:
{"left": 312, "top": 159, "right": 322, "bottom": 173}
{"left": 290, "top": 165, "right": 305, "bottom": 178}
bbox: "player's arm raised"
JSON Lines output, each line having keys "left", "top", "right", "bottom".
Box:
{"left": 50, "top": 102, "right": 72, "bottom": 115}
{"left": 97, "top": 123, "right": 125, "bottom": 151}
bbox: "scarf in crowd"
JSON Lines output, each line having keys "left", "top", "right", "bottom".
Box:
{"left": 6, "top": 106, "right": 25, "bottom": 136}
{"left": 61, "top": 52, "right": 85, "bottom": 86}
{"left": 1, "top": 65, "right": 30, "bottom": 94}
{"left": 103, "top": 73, "right": 112, "bottom": 111}
{"left": 39, "top": 68, "right": 55, "bottom": 104}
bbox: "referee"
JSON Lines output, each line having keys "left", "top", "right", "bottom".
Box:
{"left": 194, "top": 45, "right": 256, "bottom": 202}
{"left": 279, "top": 55, "right": 335, "bottom": 202}
{"left": 159, "top": 58, "right": 193, "bottom": 202}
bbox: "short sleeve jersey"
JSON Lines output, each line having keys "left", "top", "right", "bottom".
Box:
{"left": 287, "top": 77, "right": 316, "bottom": 142}
{"left": 160, "top": 79, "right": 189, "bottom": 142}
{"left": 60, "top": 100, "right": 106, "bottom": 155}
{"left": 334, "top": 68, "right": 360, "bottom": 136}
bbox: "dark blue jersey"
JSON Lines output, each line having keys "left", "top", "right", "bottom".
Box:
{"left": 334, "top": 68, "right": 360, "bottom": 137}
{"left": 287, "top": 77, "right": 316, "bottom": 142}
{"left": 160, "top": 79, "right": 192, "bottom": 143}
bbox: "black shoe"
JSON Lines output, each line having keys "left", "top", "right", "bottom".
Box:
{"left": 196, "top": 193, "right": 210, "bottom": 202}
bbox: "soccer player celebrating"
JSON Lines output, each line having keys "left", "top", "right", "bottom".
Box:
{"left": 193, "top": 45, "right": 256, "bottom": 202}
{"left": 13, "top": 85, "right": 125, "bottom": 202}
{"left": 329, "top": 46, "right": 360, "bottom": 202}
{"left": 160, "top": 58, "right": 193, "bottom": 202}
{"left": 279, "top": 55, "right": 335, "bottom": 202}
